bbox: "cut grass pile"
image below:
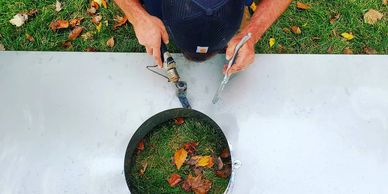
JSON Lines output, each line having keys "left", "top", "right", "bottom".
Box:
{"left": 128, "top": 118, "right": 230, "bottom": 194}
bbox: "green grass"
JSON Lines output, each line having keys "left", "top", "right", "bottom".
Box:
{"left": 0, "top": 0, "right": 387, "bottom": 53}
{"left": 128, "top": 118, "right": 230, "bottom": 194}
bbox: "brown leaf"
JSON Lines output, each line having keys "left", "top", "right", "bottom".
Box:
{"left": 25, "top": 9, "right": 38, "bottom": 16}
{"left": 168, "top": 173, "right": 182, "bottom": 187}
{"left": 25, "top": 33, "right": 35, "bottom": 42}
{"left": 174, "top": 148, "right": 188, "bottom": 170}
{"left": 282, "top": 27, "right": 290, "bottom": 33}
{"left": 384, "top": 0, "right": 388, "bottom": 5}
{"left": 192, "top": 166, "right": 204, "bottom": 176}
{"left": 139, "top": 161, "right": 148, "bottom": 176}
{"left": 330, "top": 13, "right": 341, "bottom": 24}
{"left": 0, "top": 44, "right": 5, "bottom": 51}
{"left": 175, "top": 117, "right": 185, "bottom": 125}
{"left": 291, "top": 26, "right": 302, "bottom": 34}
{"left": 50, "top": 20, "right": 69, "bottom": 31}
{"left": 70, "top": 18, "right": 83, "bottom": 27}
{"left": 364, "top": 9, "right": 384, "bottom": 25}
{"left": 85, "top": 47, "right": 97, "bottom": 52}
{"left": 61, "top": 41, "right": 72, "bottom": 49}
{"left": 216, "top": 157, "right": 224, "bottom": 170}
{"left": 215, "top": 164, "right": 232, "bottom": 179}
{"left": 363, "top": 47, "right": 378, "bottom": 54}
{"left": 106, "top": 37, "right": 115, "bottom": 48}
{"left": 113, "top": 15, "right": 128, "bottom": 30}
{"left": 296, "top": 2, "right": 311, "bottom": 10}
{"left": 184, "top": 142, "right": 199, "bottom": 155}
{"left": 343, "top": 47, "right": 353, "bottom": 54}
{"left": 182, "top": 174, "right": 212, "bottom": 194}
{"left": 68, "top": 26, "right": 83, "bottom": 41}
{"left": 91, "top": 15, "right": 102, "bottom": 25}
{"left": 327, "top": 46, "right": 334, "bottom": 54}
{"left": 220, "top": 148, "right": 230, "bottom": 159}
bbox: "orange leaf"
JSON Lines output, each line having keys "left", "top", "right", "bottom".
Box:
{"left": 174, "top": 148, "right": 188, "bottom": 170}
{"left": 50, "top": 20, "right": 69, "bottom": 31}
{"left": 68, "top": 26, "right": 83, "bottom": 41}
{"left": 101, "top": 0, "right": 108, "bottom": 8}
{"left": 291, "top": 26, "right": 302, "bottom": 34}
{"left": 62, "top": 41, "right": 72, "bottom": 49}
{"left": 106, "top": 37, "right": 115, "bottom": 48}
{"left": 296, "top": 2, "right": 311, "bottom": 10}
{"left": 85, "top": 47, "right": 97, "bottom": 52}
{"left": 113, "top": 15, "right": 128, "bottom": 30}
{"left": 91, "top": 15, "right": 102, "bottom": 24}
{"left": 175, "top": 117, "right": 185, "bottom": 125}
{"left": 70, "top": 18, "right": 83, "bottom": 27}
{"left": 137, "top": 139, "right": 145, "bottom": 151}
{"left": 168, "top": 173, "right": 182, "bottom": 187}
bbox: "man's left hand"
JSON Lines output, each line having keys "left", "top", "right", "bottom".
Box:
{"left": 224, "top": 32, "right": 256, "bottom": 75}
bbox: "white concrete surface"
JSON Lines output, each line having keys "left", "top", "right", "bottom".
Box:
{"left": 0, "top": 52, "right": 387, "bottom": 194}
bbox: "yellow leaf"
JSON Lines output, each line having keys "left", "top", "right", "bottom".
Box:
{"left": 102, "top": 0, "right": 108, "bottom": 8}
{"left": 96, "top": 22, "right": 102, "bottom": 33}
{"left": 196, "top": 156, "right": 214, "bottom": 168}
{"left": 174, "top": 148, "right": 187, "bottom": 170}
{"left": 250, "top": 2, "right": 257, "bottom": 12}
{"left": 269, "top": 38, "right": 276, "bottom": 48}
{"left": 341, "top": 32, "right": 354, "bottom": 40}
{"left": 296, "top": 2, "right": 311, "bottom": 10}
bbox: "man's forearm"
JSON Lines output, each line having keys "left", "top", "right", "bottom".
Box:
{"left": 246, "top": 0, "right": 292, "bottom": 43}
{"left": 113, "top": 0, "right": 148, "bottom": 26}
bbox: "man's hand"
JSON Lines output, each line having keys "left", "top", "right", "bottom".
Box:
{"left": 133, "top": 15, "right": 169, "bottom": 67}
{"left": 225, "top": 32, "right": 256, "bottom": 75}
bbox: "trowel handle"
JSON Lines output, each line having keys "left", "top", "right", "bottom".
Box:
{"left": 160, "top": 43, "right": 168, "bottom": 63}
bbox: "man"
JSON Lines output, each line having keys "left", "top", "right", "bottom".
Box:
{"left": 114, "top": 0, "right": 291, "bottom": 75}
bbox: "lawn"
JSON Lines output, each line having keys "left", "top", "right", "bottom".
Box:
{"left": 0, "top": 0, "right": 387, "bottom": 54}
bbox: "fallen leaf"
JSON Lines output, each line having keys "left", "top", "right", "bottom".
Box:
{"left": 269, "top": 38, "right": 275, "bottom": 48}
{"left": 96, "top": 22, "right": 102, "bottom": 32}
{"left": 25, "top": 33, "right": 35, "bottom": 42}
{"left": 137, "top": 139, "right": 145, "bottom": 151}
{"left": 327, "top": 45, "right": 334, "bottom": 54}
{"left": 9, "top": 14, "right": 28, "bottom": 27}
{"left": 363, "top": 47, "right": 378, "bottom": 54}
{"left": 168, "top": 173, "right": 182, "bottom": 187}
{"left": 364, "top": 9, "right": 384, "bottom": 25}
{"left": 139, "top": 161, "right": 148, "bottom": 176}
{"left": 282, "top": 27, "right": 290, "bottom": 33}
{"left": 196, "top": 156, "right": 214, "bottom": 168}
{"left": 55, "top": 1, "right": 62, "bottom": 12}
{"left": 113, "top": 15, "right": 128, "bottom": 30}
{"left": 0, "top": 44, "right": 5, "bottom": 51}
{"left": 296, "top": 2, "right": 311, "bottom": 10}
{"left": 384, "top": 0, "right": 388, "bottom": 5}
{"left": 220, "top": 148, "right": 230, "bottom": 159}
{"left": 101, "top": 0, "right": 108, "bottom": 8}
{"left": 343, "top": 47, "right": 353, "bottom": 54}
{"left": 192, "top": 166, "right": 204, "bottom": 176}
{"left": 106, "top": 37, "right": 115, "bottom": 48}
{"left": 215, "top": 164, "right": 232, "bottom": 178}
{"left": 330, "top": 13, "right": 341, "bottom": 24}
{"left": 182, "top": 174, "right": 212, "bottom": 194}
{"left": 91, "top": 1, "right": 99, "bottom": 10}
{"left": 175, "top": 117, "right": 185, "bottom": 125}
{"left": 85, "top": 47, "right": 97, "bottom": 52}
{"left": 174, "top": 148, "right": 188, "bottom": 170}
{"left": 81, "top": 32, "right": 93, "bottom": 40}
{"left": 91, "top": 15, "right": 102, "bottom": 24}
{"left": 50, "top": 20, "right": 69, "bottom": 31}
{"left": 87, "top": 7, "right": 97, "bottom": 15}
{"left": 184, "top": 142, "right": 199, "bottom": 155}
{"left": 341, "top": 32, "right": 354, "bottom": 40}
{"left": 62, "top": 41, "right": 72, "bottom": 49}
{"left": 24, "top": 9, "right": 38, "bottom": 16}
{"left": 291, "top": 26, "right": 302, "bottom": 34}
{"left": 70, "top": 18, "right": 83, "bottom": 27}
{"left": 68, "top": 26, "right": 83, "bottom": 41}
{"left": 216, "top": 157, "right": 224, "bottom": 170}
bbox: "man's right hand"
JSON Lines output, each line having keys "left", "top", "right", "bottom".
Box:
{"left": 133, "top": 15, "right": 169, "bottom": 67}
